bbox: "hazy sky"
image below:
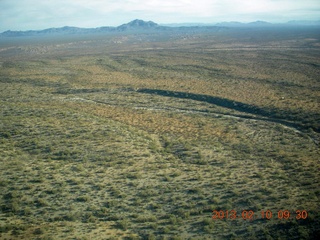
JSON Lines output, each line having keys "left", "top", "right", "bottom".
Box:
{"left": 1, "top": 0, "right": 320, "bottom": 32}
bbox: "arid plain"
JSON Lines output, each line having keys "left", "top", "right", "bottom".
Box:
{"left": 0, "top": 26, "right": 319, "bottom": 239}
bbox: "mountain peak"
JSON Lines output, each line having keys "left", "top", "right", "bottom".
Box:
{"left": 117, "top": 19, "right": 158, "bottom": 30}
{"left": 248, "top": 20, "right": 272, "bottom": 25}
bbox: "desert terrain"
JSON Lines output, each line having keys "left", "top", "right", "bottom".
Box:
{"left": 0, "top": 25, "right": 319, "bottom": 239}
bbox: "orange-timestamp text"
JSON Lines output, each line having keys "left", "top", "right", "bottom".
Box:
{"left": 212, "top": 210, "right": 308, "bottom": 220}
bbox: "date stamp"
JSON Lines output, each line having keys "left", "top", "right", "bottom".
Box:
{"left": 212, "top": 210, "right": 308, "bottom": 220}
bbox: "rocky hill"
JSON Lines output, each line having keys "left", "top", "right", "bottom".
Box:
{"left": 117, "top": 19, "right": 159, "bottom": 31}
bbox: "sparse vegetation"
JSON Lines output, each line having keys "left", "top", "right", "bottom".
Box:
{"left": 0, "top": 27, "right": 319, "bottom": 239}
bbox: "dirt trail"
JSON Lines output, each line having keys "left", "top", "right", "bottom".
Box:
{"left": 57, "top": 88, "right": 319, "bottom": 146}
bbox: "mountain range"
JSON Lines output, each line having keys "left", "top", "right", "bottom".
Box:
{"left": 0, "top": 20, "right": 156, "bottom": 37}
{"left": 1, "top": 19, "right": 320, "bottom": 37}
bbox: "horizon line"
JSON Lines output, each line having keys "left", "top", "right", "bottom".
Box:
{"left": 1, "top": 19, "right": 320, "bottom": 33}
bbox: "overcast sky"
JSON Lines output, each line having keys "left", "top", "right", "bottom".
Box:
{"left": 1, "top": 0, "right": 319, "bottom": 32}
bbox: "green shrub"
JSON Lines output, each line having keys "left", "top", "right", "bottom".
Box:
{"left": 118, "top": 219, "right": 129, "bottom": 230}
{"left": 34, "top": 228, "right": 45, "bottom": 235}
{"left": 76, "top": 195, "right": 90, "bottom": 202}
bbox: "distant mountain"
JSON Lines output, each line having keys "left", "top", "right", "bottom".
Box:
{"left": 0, "top": 26, "right": 115, "bottom": 37}
{"left": 286, "top": 20, "right": 320, "bottom": 26}
{"left": 248, "top": 21, "right": 272, "bottom": 25}
{"left": 215, "top": 21, "right": 272, "bottom": 27}
{"left": 215, "top": 20, "right": 320, "bottom": 27}
{"left": 1, "top": 19, "right": 319, "bottom": 37}
{"left": 115, "top": 19, "right": 222, "bottom": 32}
{"left": 117, "top": 19, "right": 158, "bottom": 31}
{"left": 0, "top": 19, "right": 223, "bottom": 37}
{"left": 0, "top": 19, "right": 163, "bottom": 37}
